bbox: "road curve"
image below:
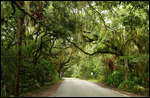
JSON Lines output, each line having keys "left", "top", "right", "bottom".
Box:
{"left": 51, "top": 78, "right": 129, "bottom": 97}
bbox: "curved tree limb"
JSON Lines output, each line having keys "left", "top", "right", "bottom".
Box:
{"left": 64, "top": 47, "right": 77, "bottom": 65}
{"left": 87, "top": 1, "right": 106, "bottom": 27}
{"left": 13, "top": 1, "right": 47, "bottom": 23}
{"left": 123, "top": 34, "right": 136, "bottom": 49}
{"left": 70, "top": 41, "right": 118, "bottom": 56}
{"left": 11, "top": 1, "right": 16, "bottom": 15}
{"left": 70, "top": 42, "right": 97, "bottom": 56}
{"left": 14, "top": 1, "right": 36, "bottom": 21}
{"left": 87, "top": 1, "right": 117, "bottom": 32}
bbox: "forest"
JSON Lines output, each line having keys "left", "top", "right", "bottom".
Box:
{"left": 1, "top": 1, "right": 149, "bottom": 97}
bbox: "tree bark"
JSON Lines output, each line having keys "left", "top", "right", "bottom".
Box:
{"left": 59, "top": 67, "right": 63, "bottom": 79}
{"left": 15, "top": 1, "right": 24, "bottom": 97}
{"left": 15, "top": 16, "right": 24, "bottom": 97}
{"left": 124, "top": 57, "right": 128, "bottom": 81}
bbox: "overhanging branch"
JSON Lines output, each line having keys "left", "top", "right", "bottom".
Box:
{"left": 70, "top": 41, "right": 118, "bottom": 56}
{"left": 87, "top": 1, "right": 117, "bottom": 32}
{"left": 14, "top": 1, "right": 36, "bottom": 21}
{"left": 14, "top": 1, "right": 47, "bottom": 23}
{"left": 70, "top": 42, "right": 97, "bottom": 56}
{"left": 87, "top": 1, "right": 106, "bottom": 28}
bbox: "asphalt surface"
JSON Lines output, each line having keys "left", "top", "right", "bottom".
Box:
{"left": 51, "top": 78, "right": 130, "bottom": 97}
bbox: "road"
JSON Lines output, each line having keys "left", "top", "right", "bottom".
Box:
{"left": 51, "top": 78, "right": 130, "bottom": 97}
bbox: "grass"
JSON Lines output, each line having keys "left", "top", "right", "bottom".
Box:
{"left": 85, "top": 78, "right": 149, "bottom": 97}
{"left": 87, "top": 79, "right": 99, "bottom": 82}
{"left": 20, "top": 78, "right": 64, "bottom": 97}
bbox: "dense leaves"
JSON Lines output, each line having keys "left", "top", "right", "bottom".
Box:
{"left": 1, "top": 1, "right": 149, "bottom": 97}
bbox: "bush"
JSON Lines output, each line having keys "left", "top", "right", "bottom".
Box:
{"left": 118, "top": 80, "right": 149, "bottom": 96}
{"left": 1, "top": 48, "right": 17, "bottom": 97}
{"left": 118, "top": 80, "right": 136, "bottom": 91}
{"left": 34, "top": 59, "right": 55, "bottom": 86}
{"left": 20, "top": 62, "right": 36, "bottom": 92}
{"left": 97, "top": 75, "right": 104, "bottom": 83}
{"left": 20, "top": 59, "right": 57, "bottom": 93}
{"left": 104, "top": 71, "right": 125, "bottom": 87}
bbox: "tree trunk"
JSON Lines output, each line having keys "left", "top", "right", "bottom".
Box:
{"left": 62, "top": 71, "right": 64, "bottom": 78}
{"left": 124, "top": 57, "right": 128, "bottom": 81}
{"left": 83, "top": 68, "right": 87, "bottom": 78}
{"left": 59, "top": 68, "right": 63, "bottom": 79}
{"left": 124, "top": 33, "right": 128, "bottom": 81}
{"left": 15, "top": 16, "right": 24, "bottom": 97}
{"left": 15, "top": 1, "right": 24, "bottom": 97}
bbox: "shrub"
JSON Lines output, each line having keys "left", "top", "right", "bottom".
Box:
{"left": 34, "top": 59, "right": 54, "bottom": 86}
{"left": 118, "top": 80, "right": 149, "bottom": 96}
{"left": 118, "top": 80, "right": 136, "bottom": 91}
{"left": 1, "top": 48, "right": 17, "bottom": 97}
{"left": 97, "top": 75, "right": 104, "bottom": 83}
{"left": 104, "top": 71, "right": 125, "bottom": 87}
{"left": 20, "top": 62, "right": 36, "bottom": 92}
{"left": 20, "top": 59, "right": 57, "bottom": 93}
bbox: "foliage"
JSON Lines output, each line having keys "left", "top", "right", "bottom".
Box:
{"left": 1, "top": 47, "right": 17, "bottom": 97}
{"left": 118, "top": 80, "right": 138, "bottom": 92}
{"left": 20, "top": 62, "right": 36, "bottom": 93}
{"left": 118, "top": 80, "right": 149, "bottom": 96}
{"left": 1, "top": 1, "right": 149, "bottom": 97}
{"left": 20, "top": 59, "right": 58, "bottom": 93}
{"left": 104, "top": 71, "right": 125, "bottom": 87}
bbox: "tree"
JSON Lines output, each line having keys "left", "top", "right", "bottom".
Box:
{"left": 14, "top": 1, "right": 25, "bottom": 97}
{"left": 1, "top": 1, "right": 149, "bottom": 97}
{"left": 49, "top": 40, "right": 77, "bottom": 79}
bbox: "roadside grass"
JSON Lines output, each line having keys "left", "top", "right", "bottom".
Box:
{"left": 63, "top": 76, "right": 76, "bottom": 78}
{"left": 20, "top": 78, "right": 64, "bottom": 97}
{"left": 87, "top": 79, "right": 99, "bottom": 82}
{"left": 84, "top": 78, "right": 149, "bottom": 97}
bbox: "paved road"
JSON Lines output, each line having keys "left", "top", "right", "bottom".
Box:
{"left": 51, "top": 78, "right": 129, "bottom": 97}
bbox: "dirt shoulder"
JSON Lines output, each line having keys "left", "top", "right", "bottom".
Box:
{"left": 25, "top": 80, "right": 63, "bottom": 97}
{"left": 93, "top": 82, "right": 147, "bottom": 97}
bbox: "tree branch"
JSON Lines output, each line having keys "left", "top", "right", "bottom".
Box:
{"left": 64, "top": 48, "right": 74, "bottom": 65}
{"left": 14, "top": 1, "right": 47, "bottom": 23}
{"left": 14, "top": 1, "right": 36, "bottom": 21}
{"left": 87, "top": 1, "right": 117, "bottom": 32}
{"left": 11, "top": 1, "right": 16, "bottom": 15}
{"left": 123, "top": 35, "right": 136, "bottom": 49}
{"left": 71, "top": 41, "right": 118, "bottom": 56}
{"left": 87, "top": 1, "right": 106, "bottom": 27}
{"left": 70, "top": 42, "right": 97, "bottom": 56}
